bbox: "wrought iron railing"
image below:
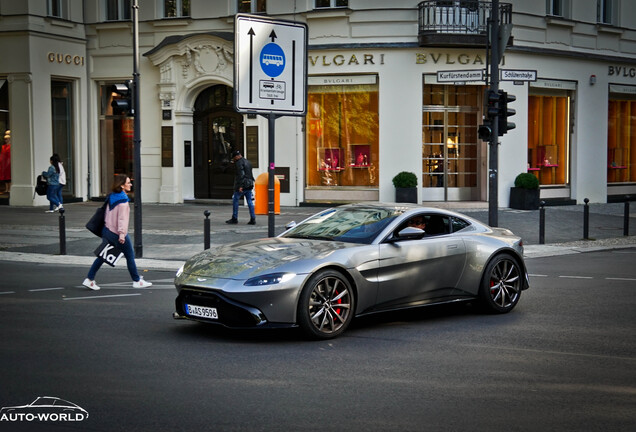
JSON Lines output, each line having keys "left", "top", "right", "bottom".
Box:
{"left": 418, "top": 0, "right": 512, "bottom": 43}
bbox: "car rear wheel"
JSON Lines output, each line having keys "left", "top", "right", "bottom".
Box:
{"left": 298, "top": 269, "right": 354, "bottom": 339}
{"left": 479, "top": 253, "right": 522, "bottom": 313}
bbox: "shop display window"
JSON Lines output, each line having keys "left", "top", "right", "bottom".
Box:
{"left": 306, "top": 78, "right": 379, "bottom": 187}
{"left": 527, "top": 94, "right": 570, "bottom": 186}
{"left": 607, "top": 98, "right": 636, "bottom": 183}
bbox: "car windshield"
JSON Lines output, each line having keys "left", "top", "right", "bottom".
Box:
{"left": 281, "top": 206, "right": 403, "bottom": 244}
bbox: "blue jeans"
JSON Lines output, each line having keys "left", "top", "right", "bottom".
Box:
{"left": 87, "top": 227, "right": 140, "bottom": 282}
{"left": 232, "top": 188, "right": 255, "bottom": 220}
{"left": 46, "top": 184, "right": 63, "bottom": 210}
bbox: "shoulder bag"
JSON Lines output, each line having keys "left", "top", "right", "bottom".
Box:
{"left": 86, "top": 198, "right": 108, "bottom": 237}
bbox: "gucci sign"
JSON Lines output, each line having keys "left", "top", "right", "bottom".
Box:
{"left": 47, "top": 52, "right": 85, "bottom": 66}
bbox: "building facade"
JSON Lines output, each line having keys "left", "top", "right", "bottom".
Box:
{"left": 1, "top": 0, "right": 635, "bottom": 208}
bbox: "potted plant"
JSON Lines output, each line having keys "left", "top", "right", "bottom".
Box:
{"left": 509, "top": 172, "right": 540, "bottom": 210}
{"left": 392, "top": 171, "right": 418, "bottom": 203}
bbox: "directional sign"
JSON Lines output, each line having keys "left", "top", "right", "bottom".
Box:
{"left": 437, "top": 69, "right": 485, "bottom": 83}
{"left": 235, "top": 14, "right": 307, "bottom": 116}
{"left": 500, "top": 69, "right": 537, "bottom": 82}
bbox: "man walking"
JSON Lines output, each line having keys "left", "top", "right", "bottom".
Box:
{"left": 226, "top": 150, "right": 256, "bottom": 225}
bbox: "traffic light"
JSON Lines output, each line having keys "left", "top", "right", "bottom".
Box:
{"left": 110, "top": 80, "right": 134, "bottom": 116}
{"left": 498, "top": 91, "right": 516, "bottom": 136}
{"left": 485, "top": 89, "right": 500, "bottom": 119}
{"left": 478, "top": 120, "right": 492, "bottom": 141}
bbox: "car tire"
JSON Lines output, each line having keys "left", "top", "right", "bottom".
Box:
{"left": 297, "top": 269, "right": 354, "bottom": 339}
{"left": 479, "top": 253, "right": 522, "bottom": 314}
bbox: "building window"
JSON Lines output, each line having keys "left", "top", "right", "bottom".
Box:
{"left": 238, "top": 0, "right": 266, "bottom": 14}
{"left": 607, "top": 94, "right": 636, "bottom": 184}
{"left": 315, "top": 0, "right": 348, "bottom": 9}
{"left": 306, "top": 76, "right": 378, "bottom": 188}
{"left": 546, "top": 0, "right": 570, "bottom": 18}
{"left": 51, "top": 80, "right": 74, "bottom": 196}
{"left": 106, "top": 0, "right": 131, "bottom": 21}
{"left": 527, "top": 94, "right": 571, "bottom": 186}
{"left": 164, "top": 0, "right": 190, "bottom": 18}
{"left": 48, "top": 0, "right": 68, "bottom": 19}
{"left": 597, "top": 0, "right": 617, "bottom": 25}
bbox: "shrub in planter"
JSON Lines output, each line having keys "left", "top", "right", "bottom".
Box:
{"left": 509, "top": 173, "right": 540, "bottom": 210}
{"left": 392, "top": 171, "right": 418, "bottom": 203}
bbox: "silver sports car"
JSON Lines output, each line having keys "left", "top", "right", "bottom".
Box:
{"left": 174, "top": 203, "right": 529, "bottom": 339}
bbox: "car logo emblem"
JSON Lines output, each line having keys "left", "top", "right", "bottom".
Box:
{"left": 197, "top": 278, "right": 207, "bottom": 282}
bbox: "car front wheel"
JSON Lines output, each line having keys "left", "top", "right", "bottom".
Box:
{"left": 298, "top": 270, "right": 354, "bottom": 339}
{"left": 479, "top": 253, "right": 522, "bottom": 313}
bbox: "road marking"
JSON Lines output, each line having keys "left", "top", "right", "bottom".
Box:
{"left": 558, "top": 275, "right": 594, "bottom": 279}
{"left": 0, "top": 291, "right": 16, "bottom": 295}
{"left": 605, "top": 277, "right": 636, "bottom": 281}
{"left": 29, "top": 287, "right": 65, "bottom": 292}
{"left": 63, "top": 293, "right": 142, "bottom": 301}
{"left": 529, "top": 274, "right": 548, "bottom": 277}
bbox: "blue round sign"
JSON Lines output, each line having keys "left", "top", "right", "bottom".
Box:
{"left": 260, "top": 43, "right": 285, "bottom": 78}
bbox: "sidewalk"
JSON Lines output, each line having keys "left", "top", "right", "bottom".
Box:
{"left": 0, "top": 200, "right": 634, "bottom": 271}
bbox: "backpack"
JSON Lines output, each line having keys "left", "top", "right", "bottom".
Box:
{"left": 35, "top": 175, "right": 48, "bottom": 196}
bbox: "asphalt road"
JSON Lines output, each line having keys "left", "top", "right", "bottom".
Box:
{"left": 0, "top": 250, "right": 635, "bottom": 432}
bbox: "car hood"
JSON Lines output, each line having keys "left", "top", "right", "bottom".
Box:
{"left": 182, "top": 237, "right": 357, "bottom": 279}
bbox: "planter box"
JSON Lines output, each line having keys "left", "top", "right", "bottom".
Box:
{"left": 396, "top": 187, "right": 418, "bottom": 204}
{"left": 509, "top": 187, "right": 539, "bottom": 210}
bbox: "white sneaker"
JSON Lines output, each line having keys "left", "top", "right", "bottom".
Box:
{"left": 82, "top": 278, "right": 100, "bottom": 290}
{"left": 56, "top": 205, "right": 63, "bottom": 211}
{"left": 45, "top": 209, "right": 55, "bottom": 213}
{"left": 133, "top": 278, "right": 152, "bottom": 288}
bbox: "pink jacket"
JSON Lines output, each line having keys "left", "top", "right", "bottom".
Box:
{"left": 104, "top": 201, "right": 130, "bottom": 236}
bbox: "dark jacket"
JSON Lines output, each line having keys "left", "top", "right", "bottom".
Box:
{"left": 234, "top": 157, "right": 254, "bottom": 191}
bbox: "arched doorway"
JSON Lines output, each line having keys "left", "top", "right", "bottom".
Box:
{"left": 193, "top": 85, "right": 244, "bottom": 199}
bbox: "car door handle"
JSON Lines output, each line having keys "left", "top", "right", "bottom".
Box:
{"left": 447, "top": 244, "right": 458, "bottom": 249}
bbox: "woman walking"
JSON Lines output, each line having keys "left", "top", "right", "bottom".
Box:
{"left": 42, "top": 154, "right": 63, "bottom": 213}
{"left": 82, "top": 174, "right": 152, "bottom": 290}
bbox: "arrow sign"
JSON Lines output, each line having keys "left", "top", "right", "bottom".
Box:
{"left": 235, "top": 14, "right": 307, "bottom": 116}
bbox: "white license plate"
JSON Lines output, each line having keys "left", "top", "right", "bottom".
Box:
{"left": 185, "top": 304, "right": 218, "bottom": 319}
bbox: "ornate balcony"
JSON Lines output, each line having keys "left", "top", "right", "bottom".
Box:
{"left": 418, "top": 0, "right": 513, "bottom": 47}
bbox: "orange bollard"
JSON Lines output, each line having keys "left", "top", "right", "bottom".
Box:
{"left": 254, "top": 172, "right": 280, "bottom": 215}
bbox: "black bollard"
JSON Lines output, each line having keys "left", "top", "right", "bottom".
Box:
{"left": 583, "top": 198, "right": 589, "bottom": 240}
{"left": 625, "top": 196, "right": 631, "bottom": 236}
{"left": 58, "top": 207, "right": 66, "bottom": 255}
{"left": 539, "top": 201, "right": 546, "bottom": 245}
{"left": 204, "top": 210, "right": 211, "bottom": 250}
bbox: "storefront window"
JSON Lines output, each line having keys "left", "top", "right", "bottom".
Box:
{"left": 527, "top": 94, "right": 570, "bottom": 186}
{"left": 51, "top": 80, "right": 74, "bottom": 195}
{"left": 607, "top": 96, "right": 636, "bottom": 183}
{"left": 99, "top": 83, "right": 134, "bottom": 196}
{"left": 306, "top": 77, "right": 379, "bottom": 188}
{"left": 0, "top": 79, "right": 10, "bottom": 195}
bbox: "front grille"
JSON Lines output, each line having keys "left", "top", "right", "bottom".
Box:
{"left": 176, "top": 288, "right": 267, "bottom": 328}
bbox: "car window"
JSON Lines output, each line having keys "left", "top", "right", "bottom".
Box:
{"left": 395, "top": 213, "right": 451, "bottom": 237}
{"left": 281, "top": 206, "right": 404, "bottom": 244}
{"left": 450, "top": 217, "right": 471, "bottom": 233}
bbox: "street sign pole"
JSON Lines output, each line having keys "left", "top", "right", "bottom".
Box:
{"left": 488, "top": 0, "right": 500, "bottom": 227}
{"left": 132, "top": 0, "right": 142, "bottom": 257}
{"left": 235, "top": 14, "right": 307, "bottom": 237}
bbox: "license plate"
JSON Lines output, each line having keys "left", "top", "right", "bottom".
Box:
{"left": 185, "top": 304, "right": 218, "bottom": 319}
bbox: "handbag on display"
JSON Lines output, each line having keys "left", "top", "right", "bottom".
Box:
{"left": 86, "top": 198, "right": 108, "bottom": 237}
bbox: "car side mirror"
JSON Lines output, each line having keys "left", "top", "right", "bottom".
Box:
{"left": 285, "top": 221, "right": 297, "bottom": 230}
{"left": 386, "top": 226, "right": 426, "bottom": 243}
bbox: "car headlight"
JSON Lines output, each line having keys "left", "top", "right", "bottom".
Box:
{"left": 244, "top": 273, "right": 296, "bottom": 286}
{"left": 176, "top": 264, "right": 184, "bottom": 278}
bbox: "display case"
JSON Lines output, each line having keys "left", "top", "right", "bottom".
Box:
{"left": 349, "top": 144, "right": 370, "bottom": 167}
{"left": 318, "top": 148, "right": 342, "bottom": 171}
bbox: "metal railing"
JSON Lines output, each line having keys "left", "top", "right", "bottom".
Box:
{"left": 418, "top": 0, "right": 512, "bottom": 39}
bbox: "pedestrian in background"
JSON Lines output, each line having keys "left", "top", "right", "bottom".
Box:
{"left": 42, "top": 154, "right": 62, "bottom": 213}
{"left": 82, "top": 174, "right": 152, "bottom": 290}
{"left": 226, "top": 150, "right": 256, "bottom": 225}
